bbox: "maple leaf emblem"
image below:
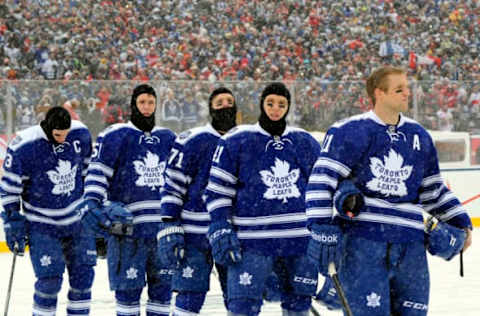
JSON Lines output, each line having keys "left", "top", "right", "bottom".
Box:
{"left": 182, "top": 266, "right": 194, "bottom": 278}
{"left": 126, "top": 267, "right": 138, "bottom": 280}
{"left": 133, "top": 151, "right": 166, "bottom": 190}
{"left": 239, "top": 272, "right": 252, "bottom": 286}
{"left": 366, "top": 292, "right": 381, "bottom": 308}
{"left": 46, "top": 160, "right": 77, "bottom": 196}
{"left": 40, "top": 255, "right": 52, "bottom": 267}
{"left": 366, "top": 149, "right": 412, "bottom": 197}
{"left": 260, "top": 158, "right": 300, "bottom": 203}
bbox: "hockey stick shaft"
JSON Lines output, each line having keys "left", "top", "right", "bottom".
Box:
{"left": 3, "top": 252, "right": 17, "bottom": 316}
{"left": 328, "top": 262, "right": 353, "bottom": 316}
{"left": 460, "top": 251, "right": 464, "bottom": 277}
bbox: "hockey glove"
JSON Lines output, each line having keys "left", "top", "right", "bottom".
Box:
{"left": 103, "top": 201, "right": 134, "bottom": 236}
{"left": 157, "top": 219, "right": 185, "bottom": 267}
{"left": 333, "top": 179, "right": 364, "bottom": 219}
{"left": 314, "top": 276, "right": 341, "bottom": 310}
{"left": 307, "top": 223, "right": 343, "bottom": 275}
{"left": 79, "top": 199, "right": 111, "bottom": 236}
{"left": 207, "top": 220, "right": 242, "bottom": 266}
{"left": 1, "top": 211, "right": 27, "bottom": 255}
{"left": 425, "top": 216, "right": 467, "bottom": 261}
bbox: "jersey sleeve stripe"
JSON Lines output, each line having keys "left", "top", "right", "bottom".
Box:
{"left": 161, "top": 195, "right": 183, "bottom": 206}
{"left": 314, "top": 157, "right": 351, "bottom": 177}
{"left": 206, "top": 198, "right": 232, "bottom": 213}
{"left": 205, "top": 182, "right": 236, "bottom": 197}
{"left": 307, "top": 174, "right": 338, "bottom": 189}
{"left": 0, "top": 181, "right": 23, "bottom": 194}
{"left": 210, "top": 166, "right": 237, "bottom": 184}
{"left": 165, "top": 168, "right": 191, "bottom": 184}
{"left": 89, "top": 162, "right": 114, "bottom": 177}
{"left": 165, "top": 178, "right": 187, "bottom": 195}
{"left": 85, "top": 174, "right": 109, "bottom": 185}
{"left": 2, "top": 171, "right": 22, "bottom": 184}
{"left": 421, "top": 174, "right": 444, "bottom": 187}
{"left": 306, "top": 207, "right": 333, "bottom": 218}
{"left": 305, "top": 190, "right": 331, "bottom": 202}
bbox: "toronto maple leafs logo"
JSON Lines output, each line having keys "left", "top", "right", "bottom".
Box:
{"left": 366, "top": 149, "right": 412, "bottom": 196}
{"left": 260, "top": 158, "right": 300, "bottom": 203}
{"left": 126, "top": 267, "right": 138, "bottom": 279}
{"left": 40, "top": 255, "right": 52, "bottom": 267}
{"left": 386, "top": 126, "right": 406, "bottom": 143}
{"left": 182, "top": 266, "right": 194, "bottom": 278}
{"left": 53, "top": 142, "right": 71, "bottom": 153}
{"left": 265, "top": 136, "right": 293, "bottom": 151}
{"left": 133, "top": 151, "right": 166, "bottom": 190}
{"left": 239, "top": 272, "right": 252, "bottom": 286}
{"left": 366, "top": 292, "right": 381, "bottom": 307}
{"left": 46, "top": 160, "right": 77, "bottom": 196}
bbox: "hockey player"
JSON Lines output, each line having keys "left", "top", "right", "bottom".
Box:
{"left": 80, "top": 84, "right": 176, "bottom": 316}
{"left": 157, "top": 87, "right": 237, "bottom": 315}
{"left": 0, "top": 106, "right": 95, "bottom": 316}
{"left": 305, "top": 66, "right": 473, "bottom": 315}
{"left": 204, "top": 82, "right": 321, "bottom": 316}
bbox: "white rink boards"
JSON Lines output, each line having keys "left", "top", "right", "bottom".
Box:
{"left": 0, "top": 230, "right": 479, "bottom": 315}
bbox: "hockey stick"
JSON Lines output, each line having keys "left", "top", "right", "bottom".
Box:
{"left": 4, "top": 248, "right": 21, "bottom": 316}
{"left": 328, "top": 262, "right": 352, "bottom": 316}
{"left": 310, "top": 304, "right": 322, "bottom": 316}
{"left": 460, "top": 251, "right": 464, "bottom": 277}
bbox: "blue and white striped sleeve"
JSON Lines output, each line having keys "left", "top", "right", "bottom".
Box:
{"left": 159, "top": 141, "right": 193, "bottom": 219}
{"left": 0, "top": 146, "right": 26, "bottom": 215}
{"left": 203, "top": 139, "right": 238, "bottom": 222}
{"left": 83, "top": 134, "right": 116, "bottom": 203}
{"left": 305, "top": 128, "right": 353, "bottom": 227}
{"left": 419, "top": 140, "right": 472, "bottom": 229}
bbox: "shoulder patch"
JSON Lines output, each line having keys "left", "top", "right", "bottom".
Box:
{"left": 226, "top": 126, "right": 239, "bottom": 135}
{"left": 10, "top": 135, "right": 22, "bottom": 146}
{"left": 178, "top": 130, "right": 192, "bottom": 140}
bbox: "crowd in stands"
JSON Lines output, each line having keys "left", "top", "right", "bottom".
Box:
{"left": 1, "top": 0, "right": 480, "bottom": 134}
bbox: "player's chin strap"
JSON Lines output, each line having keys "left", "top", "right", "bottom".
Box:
{"left": 328, "top": 262, "right": 353, "bottom": 316}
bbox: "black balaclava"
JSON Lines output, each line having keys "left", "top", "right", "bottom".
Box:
{"left": 258, "top": 82, "right": 290, "bottom": 136}
{"left": 208, "top": 87, "right": 237, "bottom": 134}
{"left": 40, "top": 106, "right": 71, "bottom": 144}
{"left": 130, "top": 84, "right": 156, "bottom": 132}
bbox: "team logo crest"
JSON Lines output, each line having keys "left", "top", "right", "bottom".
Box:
{"left": 47, "top": 160, "right": 77, "bottom": 196}
{"left": 366, "top": 149, "right": 412, "bottom": 196}
{"left": 366, "top": 292, "right": 381, "bottom": 307}
{"left": 133, "top": 151, "right": 165, "bottom": 190}
{"left": 260, "top": 158, "right": 300, "bottom": 203}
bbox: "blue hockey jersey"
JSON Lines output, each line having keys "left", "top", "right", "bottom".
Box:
{"left": 84, "top": 121, "right": 175, "bottom": 238}
{"left": 306, "top": 111, "right": 472, "bottom": 243}
{"left": 204, "top": 123, "right": 322, "bottom": 256}
{"left": 160, "top": 123, "right": 223, "bottom": 250}
{"left": 0, "top": 121, "right": 92, "bottom": 233}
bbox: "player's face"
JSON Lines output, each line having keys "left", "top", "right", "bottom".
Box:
{"left": 136, "top": 93, "right": 156, "bottom": 117}
{"left": 52, "top": 129, "right": 69, "bottom": 143}
{"left": 211, "top": 93, "right": 234, "bottom": 110}
{"left": 377, "top": 74, "right": 410, "bottom": 113}
{"left": 263, "top": 94, "right": 289, "bottom": 121}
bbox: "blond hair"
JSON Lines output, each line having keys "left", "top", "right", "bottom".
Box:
{"left": 366, "top": 66, "right": 406, "bottom": 106}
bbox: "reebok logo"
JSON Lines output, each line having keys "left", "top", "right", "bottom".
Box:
{"left": 312, "top": 232, "right": 338, "bottom": 244}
